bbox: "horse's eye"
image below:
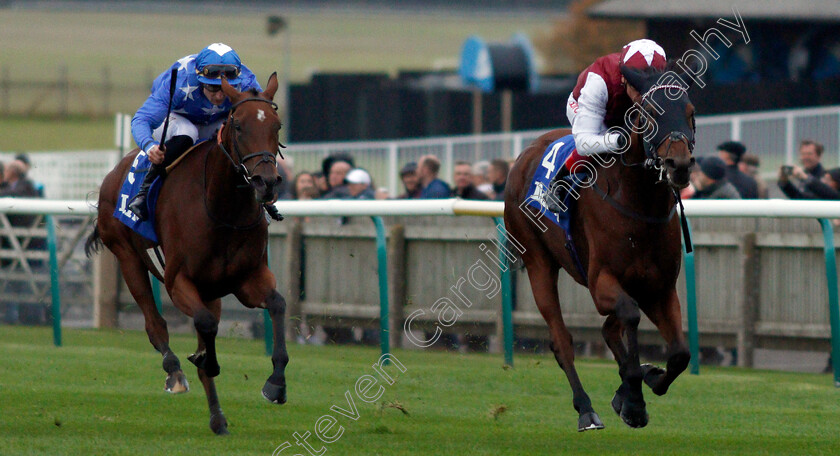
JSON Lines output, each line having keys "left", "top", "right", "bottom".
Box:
{"left": 234, "top": 123, "right": 242, "bottom": 132}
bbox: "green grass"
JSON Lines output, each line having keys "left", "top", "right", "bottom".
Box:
{"left": 1, "top": 326, "right": 839, "bottom": 455}
{"left": 0, "top": 116, "right": 114, "bottom": 151}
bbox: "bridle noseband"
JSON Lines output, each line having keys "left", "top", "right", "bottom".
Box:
{"left": 217, "top": 97, "right": 281, "bottom": 186}
{"left": 623, "top": 84, "right": 695, "bottom": 182}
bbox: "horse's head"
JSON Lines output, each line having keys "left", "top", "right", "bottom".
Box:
{"left": 620, "top": 65, "right": 696, "bottom": 189}
{"left": 219, "top": 73, "right": 283, "bottom": 203}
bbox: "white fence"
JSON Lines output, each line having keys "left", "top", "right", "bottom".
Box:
{"left": 4, "top": 105, "right": 840, "bottom": 199}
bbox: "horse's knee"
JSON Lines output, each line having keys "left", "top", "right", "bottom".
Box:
{"left": 668, "top": 345, "right": 691, "bottom": 373}
{"left": 194, "top": 310, "right": 218, "bottom": 336}
{"left": 615, "top": 297, "right": 640, "bottom": 328}
{"left": 266, "top": 290, "right": 286, "bottom": 316}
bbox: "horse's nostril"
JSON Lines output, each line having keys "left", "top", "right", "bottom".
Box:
{"left": 664, "top": 158, "right": 676, "bottom": 168}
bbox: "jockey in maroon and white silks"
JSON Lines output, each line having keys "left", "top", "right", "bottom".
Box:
{"left": 565, "top": 39, "right": 667, "bottom": 165}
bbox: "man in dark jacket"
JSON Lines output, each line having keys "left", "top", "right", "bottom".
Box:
{"left": 417, "top": 155, "right": 451, "bottom": 199}
{"left": 693, "top": 157, "right": 741, "bottom": 200}
{"left": 452, "top": 161, "right": 488, "bottom": 200}
{"left": 717, "top": 141, "right": 758, "bottom": 199}
{"left": 778, "top": 140, "right": 828, "bottom": 199}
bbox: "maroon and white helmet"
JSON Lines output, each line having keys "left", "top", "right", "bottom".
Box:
{"left": 620, "top": 39, "right": 666, "bottom": 70}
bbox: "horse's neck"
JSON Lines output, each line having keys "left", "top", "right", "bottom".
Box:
{"left": 204, "top": 143, "right": 260, "bottom": 222}
{"left": 602, "top": 143, "right": 673, "bottom": 216}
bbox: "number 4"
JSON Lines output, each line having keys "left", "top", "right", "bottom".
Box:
{"left": 542, "top": 142, "right": 564, "bottom": 179}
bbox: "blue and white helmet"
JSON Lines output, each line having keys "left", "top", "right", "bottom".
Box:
{"left": 195, "top": 43, "right": 242, "bottom": 85}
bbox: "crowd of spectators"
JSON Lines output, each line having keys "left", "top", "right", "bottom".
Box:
{"left": 282, "top": 152, "right": 513, "bottom": 205}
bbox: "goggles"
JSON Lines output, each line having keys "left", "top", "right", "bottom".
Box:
{"left": 197, "top": 64, "right": 240, "bottom": 81}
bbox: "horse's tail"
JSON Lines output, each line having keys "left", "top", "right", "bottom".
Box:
{"left": 84, "top": 223, "right": 103, "bottom": 258}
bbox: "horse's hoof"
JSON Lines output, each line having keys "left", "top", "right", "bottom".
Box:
{"left": 165, "top": 371, "right": 190, "bottom": 394}
{"left": 262, "top": 380, "right": 287, "bottom": 405}
{"left": 210, "top": 413, "right": 229, "bottom": 435}
{"left": 618, "top": 400, "right": 649, "bottom": 429}
{"left": 611, "top": 391, "right": 625, "bottom": 415}
{"left": 641, "top": 363, "right": 667, "bottom": 393}
{"left": 577, "top": 412, "right": 604, "bottom": 432}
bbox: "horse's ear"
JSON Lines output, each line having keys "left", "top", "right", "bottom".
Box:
{"left": 221, "top": 77, "right": 239, "bottom": 100}
{"left": 260, "top": 72, "right": 279, "bottom": 101}
{"left": 620, "top": 65, "right": 648, "bottom": 94}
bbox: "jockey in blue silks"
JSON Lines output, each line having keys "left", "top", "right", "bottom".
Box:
{"left": 128, "top": 43, "right": 262, "bottom": 220}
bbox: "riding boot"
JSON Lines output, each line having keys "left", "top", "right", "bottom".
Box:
{"left": 127, "top": 164, "right": 163, "bottom": 221}
{"left": 127, "top": 135, "right": 194, "bottom": 221}
{"left": 545, "top": 164, "right": 572, "bottom": 215}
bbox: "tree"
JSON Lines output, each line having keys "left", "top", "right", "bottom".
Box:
{"left": 535, "top": 0, "right": 645, "bottom": 74}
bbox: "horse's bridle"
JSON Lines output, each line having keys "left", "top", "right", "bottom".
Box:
{"left": 217, "top": 97, "right": 281, "bottom": 186}
{"left": 621, "top": 84, "right": 695, "bottom": 182}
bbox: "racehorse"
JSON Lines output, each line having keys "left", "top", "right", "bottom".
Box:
{"left": 504, "top": 64, "right": 695, "bottom": 431}
{"left": 85, "top": 74, "right": 288, "bottom": 435}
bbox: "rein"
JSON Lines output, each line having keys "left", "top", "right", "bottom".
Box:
{"left": 203, "top": 96, "right": 280, "bottom": 230}
{"left": 600, "top": 83, "right": 694, "bottom": 251}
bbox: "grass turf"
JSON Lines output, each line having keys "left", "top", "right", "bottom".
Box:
{"left": 1, "top": 326, "right": 838, "bottom": 455}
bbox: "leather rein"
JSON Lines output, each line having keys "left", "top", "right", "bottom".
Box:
{"left": 203, "top": 97, "right": 281, "bottom": 230}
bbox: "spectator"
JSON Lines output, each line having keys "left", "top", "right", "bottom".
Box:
{"left": 312, "top": 171, "right": 328, "bottom": 194}
{"left": 717, "top": 141, "right": 759, "bottom": 198}
{"left": 344, "top": 169, "right": 376, "bottom": 200}
{"left": 472, "top": 160, "right": 493, "bottom": 197}
{"left": 275, "top": 161, "right": 292, "bottom": 200}
{"left": 0, "top": 160, "right": 38, "bottom": 198}
{"left": 452, "top": 161, "right": 488, "bottom": 200}
{"left": 320, "top": 153, "right": 355, "bottom": 192}
{"left": 779, "top": 164, "right": 840, "bottom": 200}
{"left": 738, "top": 153, "right": 768, "bottom": 199}
{"left": 397, "top": 162, "right": 421, "bottom": 199}
{"left": 292, "top": 172, "right": 318, "bottom": 199}
{"left": 322, "top": 160, "right": 353, "bottom": 199}
{"left": 417, "top": 155, "right": 451, "bottom": 199}
{"left": 488, "top": 159, "right": 509, "bottom": 201}
{"left": 692, "top": 157, "right": 741, "bottom": 200}
{"left": 0, "top": 161, "right": 6, "bottom": 190}
{"left": 13, "top": 153, "right": 42, "bottom": 197}
{"left": 778, "top": 140, "right": 828, "bottom": 199}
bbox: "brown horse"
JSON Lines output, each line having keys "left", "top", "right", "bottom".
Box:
{"left": 504, "top": 65, "right": 695, "bottom": 431}
{"left": 85, "top": 74, "right": 288, "bottom": 435}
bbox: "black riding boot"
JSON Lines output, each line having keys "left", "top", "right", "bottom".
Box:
{"left": 545, "top": 164, "right": 572, "bottom": 214}
{"left": 127, "top": 135, "right": 194, "bottom": 221}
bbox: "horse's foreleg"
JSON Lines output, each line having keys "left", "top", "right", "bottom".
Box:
{"left": 235, "top": 267, "right": 288, "bottom": 405}
{"left": 115, "top": 250, "right": 187, "bottom": 393}
{"left": 526, "top": 258, "right": 603, "bottom": 432}
{"left": 191, "top": 299, "right": 227, "bottom": 435}
{"left": 592, "top": 274, "right": 647, "bottom": 428}
{"left": 601, "top": 314, "right": 627, "bottom": 366}
{"left": 642, "top": 289, "right": 690, "bottom": 396}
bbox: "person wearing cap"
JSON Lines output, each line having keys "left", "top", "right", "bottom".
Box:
{"left": 344, "top": 169, "right": 376, "bottom": 200}
{"left": 778, "top": 140, "right": 829, "bottom": 200}
{"left": 547, "top": 39, "right": 669, "bottom": 212}
{"left": 716, "top": 141, "right": 758, "bottom": 199}
{"left": 692, "top": 156, "right": 741, "bottom": 200}
{"left": 128, "top": 42, "right": 261, "bottom": 220}
{"left": 397, "top": 162, "right": 421, "bottom": 199}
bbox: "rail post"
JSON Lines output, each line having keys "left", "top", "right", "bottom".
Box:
{"left": 372, "top": 216, "right": 390, "bottom": 363}
{"left": 818, "top": 218, "right": 840, "bottom": 387}
{"left": 45, "top": 215, "right": 61, "bottom": 347}
{"left": 683, "top": 218, "right": 699, "bottom": 375}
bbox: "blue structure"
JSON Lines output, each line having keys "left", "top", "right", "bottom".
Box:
{"left": 460, "top": 33, "right": 538, "bottom": 93}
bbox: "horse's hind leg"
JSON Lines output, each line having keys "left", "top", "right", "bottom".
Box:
{"left": 191, "top": 298, "right": 228, "bottom": 435}
{"left": 525, "top": 256, "right": 603, "bottom": 432}
{"left": 115, "top": 251, "right": 188, "bottom": 393}
{"left": 235, "top": 266, "right": 289, "bottom": 405}
{"left": 640, "top": 289, "right": 690, "bottom": 396}
{"left": 592, "top": 273, "right": 647, "bottom": 428}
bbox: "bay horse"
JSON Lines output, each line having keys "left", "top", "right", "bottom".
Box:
{"left": 85, "top": 74, "right": 288, "bottom": 435}
{"left": 504, "top": 65, "right": 695, "bottom": 431}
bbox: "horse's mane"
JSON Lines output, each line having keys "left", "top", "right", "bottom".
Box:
{"left": 244, "top": 88, "right": 259, "bottom": 96}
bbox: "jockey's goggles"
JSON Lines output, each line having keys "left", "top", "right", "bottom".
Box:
{"left": 197, "top": 64, "right": 240, "bottom": 81}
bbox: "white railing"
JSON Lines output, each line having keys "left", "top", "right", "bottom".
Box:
{"left": 5, "top": 105, "right": 840, "bottom": 200}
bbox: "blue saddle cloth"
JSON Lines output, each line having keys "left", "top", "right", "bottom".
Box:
{"left": 113, "top": 151, "right": 163, "bottom": 243}
{"left": 525, "top": 135, "right": 584, "bottom": 233}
